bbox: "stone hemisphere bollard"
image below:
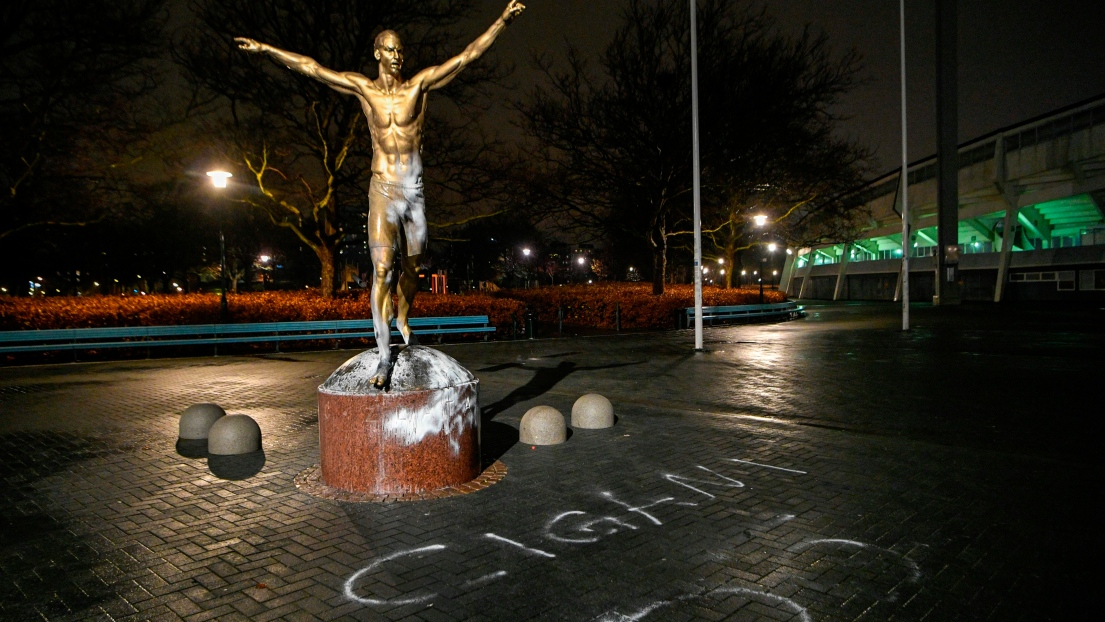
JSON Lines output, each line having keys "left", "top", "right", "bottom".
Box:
{"left": 519, "top": 406, "right": 567, "bottom": 445}
{"left": 571, "top": 394, "right": 615, "bottom": 429}
{"left": 179, "top": 403, "right": 226, "bottom": 440}
{"left": 208, "top": 414, "right": 262, "bottom": 455}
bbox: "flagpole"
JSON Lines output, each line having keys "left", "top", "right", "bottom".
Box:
{"left": 900, "top": 0, "right": 910, "bottom": 331}
{"left": 690, "top": 0, "right": 704, "bottom": 351}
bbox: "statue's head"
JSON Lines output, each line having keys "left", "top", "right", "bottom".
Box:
{"left": 374, "top": 30, "right": 404, "bottom": 77}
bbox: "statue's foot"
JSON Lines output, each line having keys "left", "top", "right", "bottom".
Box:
{"left": 398, "top": 322, "right": 418, "bottom": 346}
{"left": 370, "top": 355, "right": 394, "bottom": 390}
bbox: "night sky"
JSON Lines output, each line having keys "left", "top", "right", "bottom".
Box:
{"left": 470, "top": 0, "right": 1105, "bottom": 172}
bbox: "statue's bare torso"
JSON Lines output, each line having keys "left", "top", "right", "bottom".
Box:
{"left": 338, "top": 69, "right": 427, "bottom": 184}
{"left": 361, "top": 80, "right": 426, "bottom": 183}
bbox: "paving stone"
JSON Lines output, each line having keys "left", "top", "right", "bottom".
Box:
{"left": 0, "top": 303, "right": 1100, "bottom": 620}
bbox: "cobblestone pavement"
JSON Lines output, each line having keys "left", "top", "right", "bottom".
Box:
{"left": 0, "top": 302, "right": 1100, "bottom": 621}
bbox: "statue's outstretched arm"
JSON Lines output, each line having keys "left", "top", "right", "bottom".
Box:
{"left": 235, "top": 37, "right": 361, "bottom": 95}
{"left": 415, "top": 0, "right": 525, "bottom": 91}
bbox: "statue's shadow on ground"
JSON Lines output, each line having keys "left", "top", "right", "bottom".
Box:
{"left": 481, "top": 421, "right": 518, "bottom": 467}
{"left": 477, "top": 359, "right": 642, "bottom": 464}
{"left": 477, "top": 360, "right": 644, "bottom": 419}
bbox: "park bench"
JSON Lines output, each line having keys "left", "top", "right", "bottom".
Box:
{"left": 0, "top": 315, "right": 496, "bottom": 355}
{"left": 680, "top": 301, "right": 804, "bottom": 328}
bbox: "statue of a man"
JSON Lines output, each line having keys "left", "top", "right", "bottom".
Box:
{"left": 236, "top": 1, "right": 525, "bottom": 388}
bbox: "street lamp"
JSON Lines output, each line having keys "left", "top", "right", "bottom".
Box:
{"left": 753, "top": 214, "right": 768, "bottom": 227}
{"left": 519, "top": 247, "right": 533, "bottom": 288}
{"left": 258, "top": 254, "right": 272, "bottom": 290}
{"left": 759, "top": 243, "right": 777, "bottom": 302}
{"left": 759, "top": 256, "right": 766, "bottom": 303}
{"left": 207, "top": 170, "right": 233, "bottom": 322}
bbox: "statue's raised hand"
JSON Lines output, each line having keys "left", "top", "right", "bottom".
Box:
{"left": 502, "top": 0, "right": 525, "bottom": 23}
{"left": 235, "top": 37, "right": 263, "bottom": 53}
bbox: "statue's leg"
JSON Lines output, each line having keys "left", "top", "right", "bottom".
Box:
{"left": 397, "top": 253, "right": 421, "bottom": 345}
{"left": 396, "top": 184, "right": 428, "bottom": 346}
{"left": 369, "top": 245, "right": 397, "bottom": 388}
{"left": 367, "top": 181, "right": 404, "bottom": 389}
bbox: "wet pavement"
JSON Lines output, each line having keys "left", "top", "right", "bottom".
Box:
{"left": 0, "top": 301, "right": 1100, "bottom": 621}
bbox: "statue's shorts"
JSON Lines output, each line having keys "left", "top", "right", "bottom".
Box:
{"left": 368, "top": 178, "right": 427, "bottom": 258}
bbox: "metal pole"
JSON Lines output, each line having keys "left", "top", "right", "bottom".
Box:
{"left": 900, "top": 0, "right": 910, "bottom": 331}
{"left": 219, "top": 227, "right": 228, "bottom": 323}
{"left": 935, "top": 0, "right": 959, "bottom": 305}
{"left": 690, "top": 0, "right": 704, "bottom": 351}
{"left": 759, "top": 259, "right": 765, "bottom": 303}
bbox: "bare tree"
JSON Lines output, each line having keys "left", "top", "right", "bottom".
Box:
{"left": 0, "top": 0, "right": 167, "bottom": 242}
{"left": 514, "top": 0, "right": 869, "bottom": 294}
{"left": 177, "top": 0, "right": 515, "bottom": 297}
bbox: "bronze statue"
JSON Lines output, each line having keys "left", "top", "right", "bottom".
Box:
{"left": 236, "top": 1, "right": 525, "bottom": 388}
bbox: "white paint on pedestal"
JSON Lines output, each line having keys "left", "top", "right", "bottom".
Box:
{"left": 381, "top": 383, "right": 479, "bottom": 454}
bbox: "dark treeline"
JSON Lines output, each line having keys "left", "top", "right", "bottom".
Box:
{"left": 0, "top": 0, "right": 869, "bottom": 298}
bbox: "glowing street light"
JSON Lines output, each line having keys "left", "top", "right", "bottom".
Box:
{"left": 767, "top": 243, "right": 777, "bottom": 252}
{"left": 207, "top": 169, "right": 233, "bottom": 321}
{"left": 522, "top": 247, "right": 532, "bottom": 257}
{"left": 753, "top": 214, "right": 768, "bottom": 227}
{"left": 206, "top": 170, "right": 233, "bottom": 188}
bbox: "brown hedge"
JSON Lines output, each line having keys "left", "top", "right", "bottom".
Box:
{"left": 0, "top": 284, "right": 785, "bottom": 332}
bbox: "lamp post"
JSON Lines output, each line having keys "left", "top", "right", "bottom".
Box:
{"left": 207, "top": 170, "right": 233, "bottom": 322}
{"left": 754, "top": 215, "right": 772, "bottom": 303}
{"left": 259, "top": 254, "right": 272, "bottom": 291}
{"left": 759, "top": 258, "right": 766, "bottom": 303}
{"left": 521, "top": 247, "right": 532, "bottom": 288}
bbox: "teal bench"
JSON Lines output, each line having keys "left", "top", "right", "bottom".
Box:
{"left": 0, "top": 316, "right": 496, "bottom": 355}
{"left": 681, "top": 302, "right": 804, "bottom": 327}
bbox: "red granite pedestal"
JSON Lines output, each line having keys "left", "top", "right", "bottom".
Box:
{"left": 316, "top": 347, "right": 481, "bottom": 495}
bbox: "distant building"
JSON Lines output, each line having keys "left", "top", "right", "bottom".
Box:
{"left": 783, "top": 95, "right": 1105, "bottom": 302}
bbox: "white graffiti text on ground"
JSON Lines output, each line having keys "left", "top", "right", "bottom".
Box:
{"left": 594, "top": 586, "right": 812, "bottom": 622}
{"left": 343, "top": 544, "right": 446, "bottom": 606}
{"left": 343, "top": 455, "right": 918, "bottom": 619}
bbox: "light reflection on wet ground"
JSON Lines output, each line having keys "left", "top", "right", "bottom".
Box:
{"left": 0, "top": 300, "right": 1101, "bottom": 620}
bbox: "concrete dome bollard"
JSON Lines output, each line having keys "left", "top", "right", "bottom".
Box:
{"left": 519, "top": 406, "right": 567, "bottom": 445}
{"left": 571, "top": 394, "right": 615, "bottom": 429}
{"left": 179, "top": 403, "right": 226, "bottom": 439}
{"left": 207, "top": 414, "right": 262, "bottom": 455}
